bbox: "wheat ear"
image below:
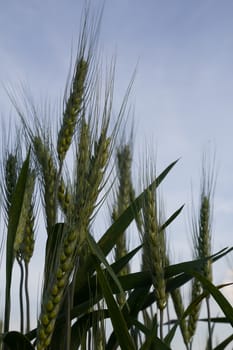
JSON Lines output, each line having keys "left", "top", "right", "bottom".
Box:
{"left": 112, "top": 143, "right": 134, "bottom": 305}
{"left": 57, "top": 59, "right": 88, "bottom": 162}
{"left": 33, "top": 135, "right": 57, "bottom": 235}
{"left": 142, "top": 187, "right": 167, "bottom": 341}
{"left": 171, "top": 287, "right": 189, "bottom": 348}
{"left": 3, "top": 153, "right": 18, "bottom": 217}
{"left": 58, "top": 178, "right": 73, "bottom": 217}
{"left": 37, "top": 118, "right": 111, "bottom": 349}
{"left": 192, "top": 156, "right": 215, "bottom": 349}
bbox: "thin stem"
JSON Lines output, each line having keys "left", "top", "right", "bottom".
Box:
{"left": 206, "top": 296, "right": 212, "bottom": 350}
{"left": 54, "top": 161, "right": 63, "bottom": 219}
{"left": 166, "top": 303, "right": 171, "bottom": 333}
{"left": 160, "top": 308, "right": 164, "bottom": 341}
{"left": 17, "top": 255, "right": 24, "bottom": 333}
{"left": 24, "top": 261, "right": 30, "bottom": 333}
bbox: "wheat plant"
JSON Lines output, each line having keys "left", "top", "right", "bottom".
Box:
{"left": 1, "top": 8, "right": 233, "bottom": 350}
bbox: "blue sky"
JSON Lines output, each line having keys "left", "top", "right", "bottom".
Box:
{"left": 1, "top": 1, "right": 233, "bottom": 348}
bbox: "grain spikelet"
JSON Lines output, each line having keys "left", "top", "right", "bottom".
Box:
{"left": 171, "top": 287, "right": 189, "bottom": 347}
{"left": 187, "top": 278, "right": 202, "bottom": 343}
{"left": 58, "top": 178, "right": 73, "bottom": 216}
{"left": 112, "top": 143, "right": 135, "bottom": 305}
{"left": 57, "top": 59, "right": 88, "bottom": 162}
{"left": 33, "top": 135, "right": 57, "bottom": 235}
{"left": 13, "top": 171, "right": 35, "bottom": 253}
{"left": 37, "top": 225, "right": 83, "bottom": 350}
{"left": 142, "top": 188, "right": 167, "bottom": 311}
{"left": 3, "top": 153, "right": 18, "bottom": 217}
{"left": 19, "top": 201, "right": 35, "bottom": 263}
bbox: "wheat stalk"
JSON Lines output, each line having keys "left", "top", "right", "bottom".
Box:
{"left": 188, "top": 153, "right": 215, "bottom": 349}
{"left": 142, "top": 187, "right": 167, "bottom": 340}
{"left": 112, "top": 143, "right": 135, "bottom": 305}
{"left": 37, "top": 110, "right": 112, "bottom": 349}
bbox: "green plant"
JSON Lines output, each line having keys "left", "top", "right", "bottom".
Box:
{"left": 1, "top": 9, "right": 233, "bottom": 350}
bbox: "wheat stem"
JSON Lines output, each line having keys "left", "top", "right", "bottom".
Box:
{"left": 24, "top": 261, "right": 30, "bottom": 333}
{"left": 16, "top": 255, "right": 24, "bottom": 333}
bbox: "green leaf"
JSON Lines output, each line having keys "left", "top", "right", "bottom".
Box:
{"left": 131, "top": 319, "right": 171, "bottom": 350}
{"left": 199, "top": 317, "right": 229, "bottom": 324}
{"left": 87, "top": 234, "right": 126, "bottom": 299}
{"left": 184, "top": 282, "right": 233, "bottom": 321}
{"left": 165, "top": 247, "right": 231, "bottom": 278}
{"left": 98, "top": 159, "right": 179, "bottom": 257}
{"left": 3, "top": 331, "right": 34, "bottom": 350}
{"left": 70, "top": 309, "right": 109, "bottom": 350}
{"left": 95, "top": 260, "right": 136, "bottom": 350}
{"left": 4, "top": 151, "right": 30, "bottom": 332}
{"left": 110, "top": 244, "right": 142, "bottom": 274}
{"left": 106, "top": 285, "right": 152, "bottom": 348}
{"left": 164, "top": 324, "right": 178, "bottom": 346}
{"left": 213, "top": 333, "right": 233, "bottom": 350}
{"left": 75, "top": 160, "right": 178, "bottom": 293}
{"left": 184, "top": 271, "right": 233, "bottom": 326}
{"left": 160, "top": 205, "right": 184, "bottom": 232}
{"left": 73, "top": 245, "right": 142, "bottom": 309}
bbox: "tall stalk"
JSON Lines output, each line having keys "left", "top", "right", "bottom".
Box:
{"left": 189, "top": 154, "right": 215, "bottom": 349}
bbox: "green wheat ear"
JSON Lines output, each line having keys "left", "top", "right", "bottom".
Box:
{"left": 58, "top": 178, "right": 73, "bottom": 217}
{"left": 3, "top": 153, "right": 18, "bottom": 216}
{"left": 57, "top": 58, "right": 88, "bottom": 162}
{"left": 142, "top": 187, "right": 167, "bottom": 311}
{"left": 17, "top": 171, "right": 36, "bottom": 263}
{"left": 187, "top": 278, "right": 202, "bottom": 343}
{"left": 38, "top": 103, "right": 113, "bottom": 349}
{"left": 13, "top": 171, "right": 35, "bottom": 254}
{"left": 187, "top": 153, "right": 215, "bottom": 347}
{"left": 171, "top": 286, "right": 189, "bottom": 347}
{"left": 111, "top": 142, "right": 135, "bottom": 305}
{"left": 33, "top": 135, "right": 57, "bottom": 235}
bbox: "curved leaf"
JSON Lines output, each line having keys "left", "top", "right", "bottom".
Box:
{"left": 184, "top": 271, "right": 233, "bottom": 326}
{"left": 160, "top": 205, "right": 184, "bottom": 232}
{"left": 214, "top": 333, "right": 233, "bottom": 350}
{"left": 95, "top": 260, "right": 136, "bottom": 350}
{"left": 4, "top": 151, "right": 30, "bottom": 332}
{"left": 74, "top": 160, "right": 178, "bottom": 293}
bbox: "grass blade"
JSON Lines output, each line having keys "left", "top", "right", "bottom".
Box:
{"left": 98, "top": 159, "right": 179, "bottom": 256}
{"left": 131, "top": 319, "right": 171, "bottom": 350}
{"left": 74, "top": 160, "right": 178, "bottom": 294}
{"left": 160, "top": 205, "right": 184, "bottom": 232}
{"left": 95, "top": 260, "right": 136, "bottom": 350}
{"left": 4, "top": 151, "right": 30, "bottom": 332}
{"left": 213, "top": 333, "right": 233, "bottom": 350}
{"left": 87, "top": 233, "right": 125, "bottom": 297}
{"left": 184, "top": 271, "right": 233, "bottom": 326}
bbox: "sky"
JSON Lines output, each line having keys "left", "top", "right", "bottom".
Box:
{"left": 1, "top": 0, "right": 233, "bottom": 348}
